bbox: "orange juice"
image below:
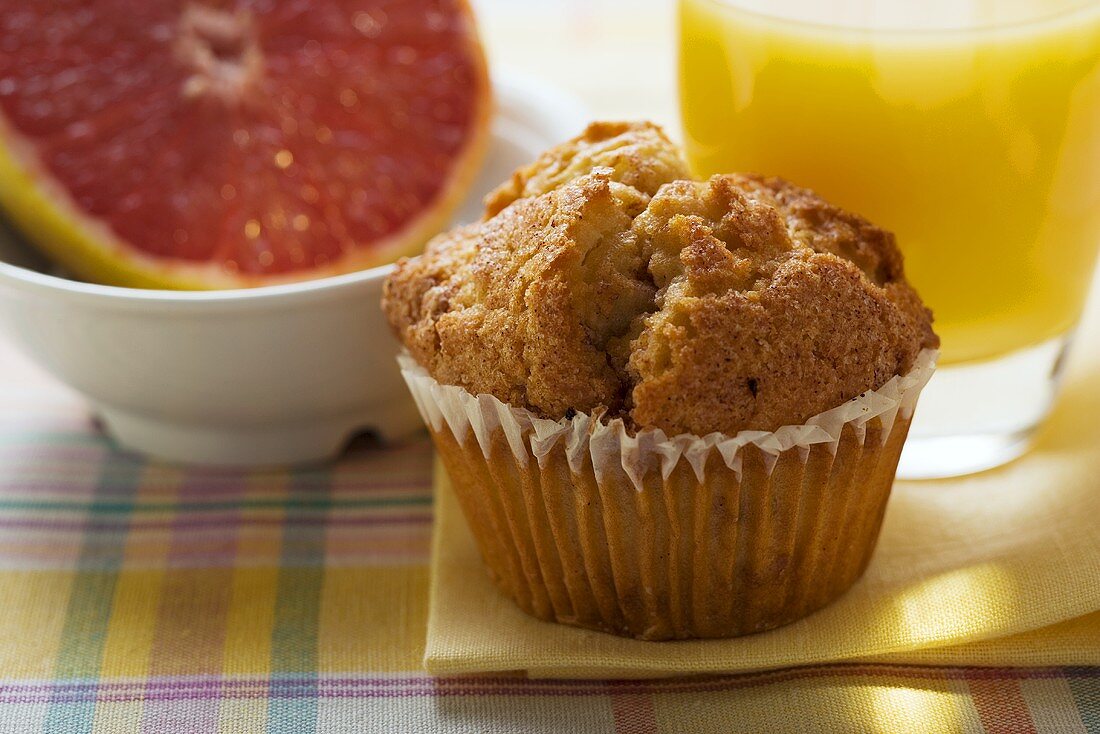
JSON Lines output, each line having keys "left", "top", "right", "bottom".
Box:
{"left": 679, "top": 0, "right": 1100, "bottom": 364}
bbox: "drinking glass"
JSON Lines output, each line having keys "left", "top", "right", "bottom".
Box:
{"left": 678, "top": 0, "right": 1100, "bottom": 477}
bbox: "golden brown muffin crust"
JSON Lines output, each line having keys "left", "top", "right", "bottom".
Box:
{"left": 383, "top": 122, "right": 938, "bottom": 435}
{"left": 624, "top": 175, "right": 937, "bottom": 435}
{"left": 483, "top": 120, "right": 691, "bottom": 219}
{"left": 385, "top": 170, "right": 655, "bottom": 418}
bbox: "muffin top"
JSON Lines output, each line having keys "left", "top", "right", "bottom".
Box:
{"left": 383, "top": 121, "right": 938, "bottom": 436}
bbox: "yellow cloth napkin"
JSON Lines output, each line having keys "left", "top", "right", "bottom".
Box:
{"left": 426, "top": 466, "right": 1100, "bottom": 677}
{"left": 425, "top": 323, "right": 1100, "bottom": 678}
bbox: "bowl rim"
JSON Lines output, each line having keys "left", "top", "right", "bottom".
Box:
{"left": 0, "top": 68, "right": 589, "bottom": 308}
{"left": 0, "top": 257, "right": 397, "bottom": 306}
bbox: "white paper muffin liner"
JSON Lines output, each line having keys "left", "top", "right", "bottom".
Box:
{"left": 402, "top": 350, "right": 937, "bottom": 640}
{"left": 400, "top": 349, "right": 936, "bottom": 489}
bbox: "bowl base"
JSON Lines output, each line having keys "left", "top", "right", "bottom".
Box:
{"left": 96, "top": 400, "right": 425, "bottom": 467}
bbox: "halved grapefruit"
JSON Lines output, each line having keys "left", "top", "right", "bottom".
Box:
{"left": 0, "top": 0, "right": 491, "bottom": 288}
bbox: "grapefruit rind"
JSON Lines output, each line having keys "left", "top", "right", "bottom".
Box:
{"left": 0, "top": 94, "right": 491, "bottom": 289}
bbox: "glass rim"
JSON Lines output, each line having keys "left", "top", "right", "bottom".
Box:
{"left": 692, "top": 0, "right": 1100, "bottom": 36}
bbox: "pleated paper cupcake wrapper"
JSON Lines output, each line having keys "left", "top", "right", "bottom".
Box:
{"left": 401, "top": 349, "right": 937, "bottom": 640}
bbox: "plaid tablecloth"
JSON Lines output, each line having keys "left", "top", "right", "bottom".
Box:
{"left": 1, "top": 339, "right": 1099, "bottom": 734}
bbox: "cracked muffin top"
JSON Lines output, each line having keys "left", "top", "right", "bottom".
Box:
{"left": 383, "top": 121, "right": 938, "bottom": 436}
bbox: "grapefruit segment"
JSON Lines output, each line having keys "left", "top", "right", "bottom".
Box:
{"left": 0, "top": 0, "right": 491, "bottom": 288}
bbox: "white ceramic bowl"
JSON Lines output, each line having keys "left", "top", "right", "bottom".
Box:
{"left": 0, "top": 72, "right": 588, "bottom": 466}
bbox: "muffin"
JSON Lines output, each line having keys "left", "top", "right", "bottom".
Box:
{"left": 384, "top": 121, "right": 938, "bottom": 640}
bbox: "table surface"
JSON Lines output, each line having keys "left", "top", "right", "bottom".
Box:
{"left": 2, "top": 336, "right": 1098, "bottom": 734}
{"left": 2, "top": 2, "right": 1099, "bottom": 733}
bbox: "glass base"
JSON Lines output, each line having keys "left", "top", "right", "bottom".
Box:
{"left": 897, "top": 334, "right": 1073, "bottom": 480}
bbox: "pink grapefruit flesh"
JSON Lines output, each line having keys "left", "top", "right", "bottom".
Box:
{"left": 0, "top": 0, "right": 491, "bottom": 288}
